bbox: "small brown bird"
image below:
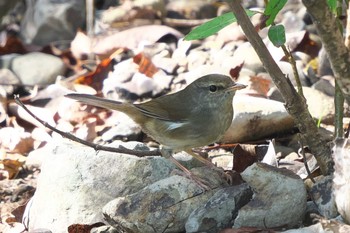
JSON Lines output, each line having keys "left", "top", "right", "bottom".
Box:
{"left": 66, "top": 74, "right": 246, "bottom": 189}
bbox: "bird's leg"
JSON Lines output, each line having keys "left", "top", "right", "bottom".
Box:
{"left": 160, "top": 147, "right": 211, "bottom": 191}
{"left": 185, "top": 149, "right": 232, "bottom": 184}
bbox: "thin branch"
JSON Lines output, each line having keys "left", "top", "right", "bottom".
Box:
{"left": 298, "top": 134, "right": 316, "bottom": 183}
{"left": 14, "top": 95, "right": 161, "bottom": 157}
{"left": 335, "top": 81, "right": 344, "bottom": 138}
{"left": 281, "top": 45, "right": 304, "bottom": 97}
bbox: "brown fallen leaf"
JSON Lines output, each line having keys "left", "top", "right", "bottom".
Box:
{"left": 0, "top": 158, "right": 24, "bottom": 179}
{"left": 74, "top": 58, "right": 113, "bottom": 92}
{"left": 229, "top": 62, "right": 244, "bottom": 81}
{"left": 232, "top": 144, "right": 257, "bottom": 173}
{"left": 0, "top": 33, "right": 27, "bottom": 55}
{"left": 68, "top": 222, "right": 105, "bottom": 233}
{"left": 133, "top": 52, "right": 159, "bottom": 77}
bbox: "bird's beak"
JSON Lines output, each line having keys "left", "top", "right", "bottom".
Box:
{"left": 229, "top": 83, "right": 247, "bottom": 91}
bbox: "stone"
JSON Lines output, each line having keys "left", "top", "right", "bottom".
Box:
{"left": 26, "top": 140, "right": 173, "bottom": 233}
{"left": 302, "top": 87, "right": 335, "bottom": 124}
{"left": 185, "top": 184, "right": 253, "bottom": 233}
{"left": 232, "top": 42, "right": 265, "bottom": 73}
{"left": 221, "top": 95, "right": 295, "bottom": 143}
{"left": 333, "top": 138, "right": 350, "bottom": 223}
{"left": 309, "top": 176, "right": 338, "bottom": 219}
{"left": 267, "top": 86, "right": 335, "bottom": 124}
{"left": 311, "top": 75, "right": 335, "bottom": 96}
{"left": 11, "top": 52, "right": 66, "bottom": 85}
{"left": 103, "top": 167, "right": 226, "bottom": 233}
{"left": 276, "top": 61, "right": 308, "bottom": 86}
{"left": 0, "top": 69, "right": 20, "bottom": 95}
{"left": 0, "top": 53, "right": 21, "bottom": 69}
{"left": 234, "top": 163, "right": 307, "bottom": 228}
{"left": 101, "top": 113, "right": 142, "bottom": 142}
{"left": 20, "top": 0, "right": 85, "bottom": 45}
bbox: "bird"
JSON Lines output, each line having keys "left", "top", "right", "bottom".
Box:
{"left": 66, "top": 74, "right": 246, "bottom": 189}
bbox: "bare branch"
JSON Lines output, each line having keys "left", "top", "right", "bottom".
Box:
{"left": 14, "top": 95, "right": 161, "bottom": 157}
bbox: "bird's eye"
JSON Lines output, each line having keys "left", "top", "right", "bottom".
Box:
{"left": 209, "top": 85, "right": 217, "bottom": 92}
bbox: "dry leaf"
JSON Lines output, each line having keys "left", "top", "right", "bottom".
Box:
{"left": 74, "top": 58, "right": 113, "bottom": 92}
{"left": 229, "top": 62, "right": 244, "bottom": 80}
{"left": 68, "top": 222, "right": 105, "bottom": 233}
{"left": 237, "top": 74, "right": 271, "bottom": 97}
{"left": 0, "top": 33, "right": 27, "bottom": 55}
{"left": 232, "top": 144, "right": 257, "bottom": 173}
{"left": 0, "top": 127, "right": 34, "bottom": 154}
{"left": 0, "top": 158, "right": 24, "bottom": 179}
{"left": 133, "top": 52, "right": 159, "bottom": 77}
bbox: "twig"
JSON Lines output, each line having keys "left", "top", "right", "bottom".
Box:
{"left": 298, "top": 134, "right": 316, "bottom": 183}
{"left": 335, "top": 81, "right": 344, "bottom": 138}
{"left": 14, "top": 95, "right": 161, "bottom": 157}
{"left": 281, "top": 45, "right": 304, "bottom": 97}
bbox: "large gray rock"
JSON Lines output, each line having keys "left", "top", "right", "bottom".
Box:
{"left": 103, "top": 167, "right": 226, "bottom": 233}
{"left": 26, "top": 140, "right": 173, "bottom": 233}
{"left": 185, "top": 184, "right": 253, "bottom": 233}
{"left": 20, "top": 0, "right": 85, "bottom": 45}
{"left": 11, "top": 52, "right": 66, "bottom": 85}
{"left": 234, "top": 163, "right": 307, "bottom": 228}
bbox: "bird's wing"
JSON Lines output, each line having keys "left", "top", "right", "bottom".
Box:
{"left": 134, "top": 93, "right": 190, "bottom": 122}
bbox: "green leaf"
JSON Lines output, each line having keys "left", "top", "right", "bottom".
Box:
{"left": 184, "top": 10, "right": 257, "bottom": 41}
{"left": 264, "top": 0, "right": 287, "bottom": 26}
{"left": 327, "top": 0, "right": 337, "bottom": 13}
{"left": 268, "top": 24, "right": 286, "bottom": 47}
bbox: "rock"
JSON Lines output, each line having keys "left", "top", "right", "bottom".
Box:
{"left": 267, "top": 86, "right": 284, "bottom": 102}
{"left": 152, "top": 56, "right": 178, "bottom": 74}
{"left": 0, "top": 53, "right": 21, "bottom": 69}
{"left": 20, "top": 0, "right": 85, "bottom": 45}
{"left": 308, "top": 176, "right": 338, "bottom": 219}
{"left": 187, "top": 50, "right": 209, "bottom": 71}
{"left": 185, "top": 184, "right": 253, "bottom": 233}
{"left": 26, "top": 140, "right": 173, "bottom": 232}
{"left": 221, "top": 95, "right": 295, "bottom": 143}
{"left": 26, "top": 143, "right": 55, "bottom": 167}
{"left": 280, "top": 223, "right": 326, "bottom": 233}
{"left": 0, "top": 0, "right": 21, "bottom": 19}
{"left": 232, "top": 42, "right": 265, "bottom": 73}
{"left": 318, "top": 46, "right": 333, "bottom": 76}
{"left": 165, "top": 0, "right": 217, "bottom": 19}
{"left": 11, "top": 52, "right": 66, "bottom": 85}
{"left": 234, "top": 163, "right": 307, "bottom": 228}
{"left": 103, "top": 166, "right": 225, "bottom": 233}
{"left": 302, "top": 87, "right": 335, "bottom": 124}
{"left": 103, "top": 62, "right": 173, "bottom": 101}
{"left": 101, "top": 112, "right": 142, "bottom": 142}
{"left": 0, "top": 69, "right": 20, "bottom": 95}
{"left": 91, "top": 225, "right": 118, "bottom": 233}
{"left": 333, "top": 138, "right": 350, "bottom": 223}
{"left": 0, "top": 127, "right": 34, "bottom": 154}
{"left": 311, "top": 75, "right": 335, "bottom": 96}
{"left": 267, "top": 86, "right": 335, "bottom": 124}
{"left": 276, "top": 60, "right": 308, "bottom": 86}
{"left": 0, "top": 87, "right": 6, "bottom": 125}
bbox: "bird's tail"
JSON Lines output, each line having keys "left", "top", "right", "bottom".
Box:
{"left": 65, "top": 93, "right": 129, "bottom": 112}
